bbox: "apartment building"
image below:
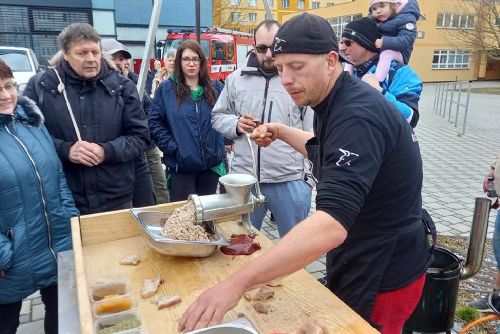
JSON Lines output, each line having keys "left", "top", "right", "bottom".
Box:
{"left": 213, "top": 0, "right": 337, "bottom": 34}
{"left": 281, "top": 0, "right": 500, "bottom": 82}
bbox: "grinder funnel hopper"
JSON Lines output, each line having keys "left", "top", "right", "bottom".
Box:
{"left": 218, "top": 174, "right": 256, "bottom": 205}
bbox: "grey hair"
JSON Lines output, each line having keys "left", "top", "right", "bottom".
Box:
{"left": 58, "top": 22, "right": 101, "bottom": 52}
{"left": 164, "top": 48, "right": 177, "bottom": 60}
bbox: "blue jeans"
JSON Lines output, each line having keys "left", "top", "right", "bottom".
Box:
{"left": 251, "top": 180, "right": 312, "bottom": 237}
{"left": 493, "top": 211, "right": 500, "bottom": 270}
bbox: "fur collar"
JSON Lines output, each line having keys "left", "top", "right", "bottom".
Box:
{"left": 0, "top": 96, "right": 44, "bottom": 127}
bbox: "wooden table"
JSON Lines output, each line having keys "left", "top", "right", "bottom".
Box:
{"left": 71, "top": 202, "right": 379, "bottom": 333}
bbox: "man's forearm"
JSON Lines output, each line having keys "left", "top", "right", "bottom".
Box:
{"left": 227, "top": 210, "right": 347, "bottom": 292}
{"left": 276, "top": 123, "right": 314, "bottom": 156}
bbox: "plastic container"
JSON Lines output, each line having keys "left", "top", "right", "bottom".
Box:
{"left": 89, "top": 272, "right": 132, "bottom": 302}
{"left": 94, "top": 311, "right": 143, "bottom": 334}
{"left": 93, "top": 294, "right": 138, "bottom": 317}
{"left": 403, "top": 247, "right": 463, "bottom": 333}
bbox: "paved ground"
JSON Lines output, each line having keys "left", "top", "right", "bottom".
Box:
{"left": 18, "top": 81, "right": 500, "bottom": 333}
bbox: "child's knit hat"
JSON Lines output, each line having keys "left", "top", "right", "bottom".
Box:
{"left": 370, "top": 0, "right": 397, "bottom": 7}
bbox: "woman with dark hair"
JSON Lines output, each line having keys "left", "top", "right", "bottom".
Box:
{"left": 149, "top": 40, "right": 226, "bottom": 201}
{"left": 0, "top": 59, "right": 79, "bottom": 334}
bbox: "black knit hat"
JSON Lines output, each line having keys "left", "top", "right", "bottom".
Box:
{"left": 271, "top": 13, "right": 346, "bottom": 61}
{"left": 341, "top": 17, "right": 381, "bottom": 53}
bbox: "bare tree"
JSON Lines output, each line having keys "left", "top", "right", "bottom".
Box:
{"left": 441, "top": 0, "right": 500, "bottom": 60}
{"left": 213, "top": 0, "right": 251, "bottom": 31}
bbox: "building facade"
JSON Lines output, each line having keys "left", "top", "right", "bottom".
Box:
{"left": 0, "top": 0, "right": 213, "bottom": 64}
{"left": 213, "top": 0, "right": 337, "bottom": 34}
{"left": 282, "top": 0, "right": 500, "bottom": 82}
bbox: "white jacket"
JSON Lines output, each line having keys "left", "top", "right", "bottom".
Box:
{"left": 212, "top": 65, "right": 313, "bottom": 183}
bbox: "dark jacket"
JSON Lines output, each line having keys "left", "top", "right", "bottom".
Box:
{"left": 23, "top": 52, "right": 151, "bottom": 214}
{"left": 149, "top": 79, "right": 225, "bottom": 173}
{"left": 377, "top": 0, "right": 420, "bottom": 64}
{"left": 306, "top": 72, "right": 430, "bottom": 320}
{"left": 0, "top": 96, "right": 79, "bottom": 303}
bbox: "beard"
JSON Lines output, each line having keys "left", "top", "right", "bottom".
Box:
{"left": 260, "top": 58, "right": 276, "bottom": 73}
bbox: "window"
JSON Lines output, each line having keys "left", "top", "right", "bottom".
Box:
{"left": 248, "top": 0, "right": 257, "bottom": 6}
{"left": 297, "top": 0, "right": 304, "bottom": 9}
{"left": 230, "top": 0, "right": 240, "bottom": 5}
{"left": 436, "top": 13, "right": 474, "bottom": 29}
{"left": 248, "top": 13, "right": 257, "bottom": 22}
{"left": 312, "top": 2, "right": 320, "bottom": 9}
{"left": 231, "top": 12, "right": 240, "bottom": 22}
{"left": 281, "top": 0, "right": 289, "bottom": 8}
{"left": 227, "top": 43, "right": 235, "bottom": 60}
{"left": 432, "top": 50, "right": 470, "bottom": 69}
{"left": 327, "top": 13, "right": 363, "bottom": 38}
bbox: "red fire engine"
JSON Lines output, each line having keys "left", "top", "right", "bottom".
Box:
{"left": 134, "top": 28, "right": 254, "bottom": 81}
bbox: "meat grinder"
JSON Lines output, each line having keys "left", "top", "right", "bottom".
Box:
{"left": 189, "top": 173, "right": 266, "bottom": 233}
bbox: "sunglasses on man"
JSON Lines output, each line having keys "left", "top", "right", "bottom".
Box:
{"left": 340, "top": 40, "right": 354, "bottom": 47}
{"left": 255, "top": 44, "right": 272, "bottom": 54}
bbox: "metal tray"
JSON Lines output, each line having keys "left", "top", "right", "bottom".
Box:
{"left": 130, "top": 209, "right": 229, "bottom": 258}
{"left": 186, "top": 317, "right": 259, "bottom": 334}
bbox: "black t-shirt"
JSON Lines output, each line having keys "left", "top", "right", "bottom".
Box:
{"left": 306, "top": 73, "right": 429, "bottom": 317}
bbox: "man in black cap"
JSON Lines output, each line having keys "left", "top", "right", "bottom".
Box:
{"left": 340, "top": 17, "right": 422, "bottom": 127}
{"left": 179, "top": 13, "right": 431, "bottom": 333}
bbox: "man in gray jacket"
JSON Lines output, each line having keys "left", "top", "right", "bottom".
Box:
{"left": 212, "top": 20, "right": 313, "bottom": 237}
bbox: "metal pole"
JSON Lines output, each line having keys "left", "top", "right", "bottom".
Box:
{"left": 454, "top": 82, "right": 462, "bottom": 127}
{"left": 462, "top": 81, "right": 472, "bottom": 135}
{"left": 262, "top": 0, "right": 273, "bottom": 20}
{"left": 439, "top": 83, "right": 445, "bottom": 116}
{"left": 195, "top": 0, "right": 201, "bottom": 44}
{"left": 433, "top": 83, "right": 438, "bottom": 111}
{"left": 448, "top": 83, "right": 455, "bottom": 123}
{"left": 138, "top": 0, "right": 163, "bottom": 100}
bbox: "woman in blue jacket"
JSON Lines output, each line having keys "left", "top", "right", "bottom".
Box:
{"left": 149, "top": 40, "right": 226, "bottom": 201}
{"left": 0, "top": 59, "right": 79, "bottom": 334}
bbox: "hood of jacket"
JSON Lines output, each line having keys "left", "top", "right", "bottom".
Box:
{"left": 0, "top": 96, "right": 44, "bottom": 127}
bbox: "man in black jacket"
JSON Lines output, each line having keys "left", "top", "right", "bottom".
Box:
{"left": 179, "top": 13, "right": 431, "bottom": 333}
{"left": 24, "top": 23, "right": 150, "bottom": 214}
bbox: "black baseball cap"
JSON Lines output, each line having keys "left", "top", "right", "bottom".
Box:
{"left": 271, "top": 13, "right": 347, "bottom": 62}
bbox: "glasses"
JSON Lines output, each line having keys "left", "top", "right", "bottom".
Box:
{"left": 255, "top": 44, "right": 272, "bottom": 54}
{"left": 181, "top": 56, "right": 200, "bottom": 64}
{"left": 340, "top": 40, "right": 353, "bottom": 47}
{"left": 0, "top": 82, "right": 17, "bottom": 94}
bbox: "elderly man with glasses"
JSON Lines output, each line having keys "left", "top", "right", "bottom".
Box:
{"left": 340, "top": 17, "right": 422, "bottom": 128}
{"left": 211, "top": 19, "right": 314, "bottom": 238}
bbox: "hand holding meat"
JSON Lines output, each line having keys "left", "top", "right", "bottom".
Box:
{"left": 178, "top": 277, "right": 245, "bottom": 332}
{"left": 252, "top": 123, "right": 280, "bottom": 147}
{"left": 69, "top": 141, "right": 105, "bottom": 166}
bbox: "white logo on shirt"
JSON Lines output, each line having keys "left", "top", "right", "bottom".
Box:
{"left": 273, "top": 37, "right": 287, "bottom": 52}
{"left": 336, "top": 148, "right": 360, "bottom": 167}
{"left": 406, "top": 23, "right": 415, "bottom": 30}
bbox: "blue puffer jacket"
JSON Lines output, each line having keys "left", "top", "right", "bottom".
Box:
{"left": 0, "top": 96, "right": 79, "bottom": 304}
{"left": 149, "top": 79, "right": 226, "bottom": 173}
{"left": 377, "top": 0, "right": 421, "bottom": 64}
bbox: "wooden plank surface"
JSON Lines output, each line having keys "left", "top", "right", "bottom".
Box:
{"left": 73, "top": 205, "right": 379, "bottom": 334}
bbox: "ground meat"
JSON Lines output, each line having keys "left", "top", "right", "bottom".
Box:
{"left": 160, "top": 200, "right": 210, "bottom": 242}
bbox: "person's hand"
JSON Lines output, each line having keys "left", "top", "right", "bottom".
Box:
{"left": 251, "top": 123, "right": 279, "bottom": 147}
{"left": 361, "top": 73, "right": 383, "bottom": 93}
{"left": 375, "top": 38, "right": 383, "bottom": 49}
{"left": 69, "top": 141, "right": 105, "bottom": 166}
{"left": 178, "top": 278, "right": 245, "bottom": 332}
{"left": 237, "top": 114, "right": 260, "bottom": 134}
{"left": 483, "top": 168, "right": 495, "bottom": 192}
{"left": 225, "top": 144, "right": 233, "bottom": 153}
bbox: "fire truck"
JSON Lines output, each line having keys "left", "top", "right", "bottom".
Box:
{"left": 134, "top": 28, "right": 254, "bottom": 81}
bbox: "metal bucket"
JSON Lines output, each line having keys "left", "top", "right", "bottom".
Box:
{"left": 403, "top": 247, "right": 462, "bottom": 333}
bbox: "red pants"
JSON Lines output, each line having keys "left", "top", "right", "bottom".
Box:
{"left": 370, "top": 273, "right": 426, "bottom": 334}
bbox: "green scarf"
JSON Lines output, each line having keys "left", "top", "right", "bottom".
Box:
{"left": 211, "top": 161, "right": 227, "bottom": 177}
{"left": 191, "top": 86, "right": 204, "bottom": 102}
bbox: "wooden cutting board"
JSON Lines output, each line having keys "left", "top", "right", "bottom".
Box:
{"left": 71, "top": 202, "right": 379, "bottom": 334}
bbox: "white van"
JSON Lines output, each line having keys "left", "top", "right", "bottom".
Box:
{"left": 0, "top": 46, "right": 40, "bottom": 93}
